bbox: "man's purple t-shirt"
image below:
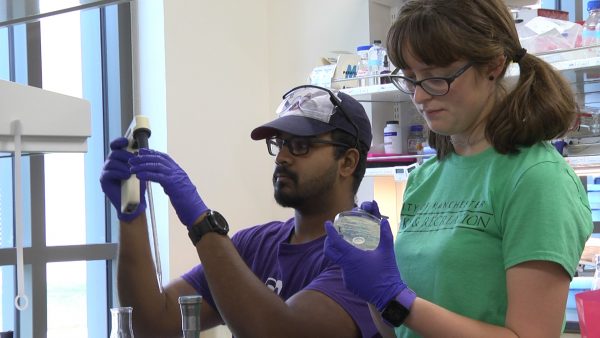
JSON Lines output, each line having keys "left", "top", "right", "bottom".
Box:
{"left": 181, "top": 218, "right": 379, "bottom": 337}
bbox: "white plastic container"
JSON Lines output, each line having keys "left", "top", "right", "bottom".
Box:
{"left": 384, "top": 120, "right": 402, "bottom": 154}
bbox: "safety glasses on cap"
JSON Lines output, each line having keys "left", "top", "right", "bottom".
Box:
{"left": 277, "top": 85, "right": 360, "bottom": 148}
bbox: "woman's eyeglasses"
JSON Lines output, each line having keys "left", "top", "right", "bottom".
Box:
{"left": 387, "top": 62, "right": 473, "bottom": 96}
{"left": 266, "top": 136, "right": 350, "bottom": 157}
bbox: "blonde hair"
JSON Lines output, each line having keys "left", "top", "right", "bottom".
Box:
{"left": 386, "top": 0, "right": 577, "bottom": 159}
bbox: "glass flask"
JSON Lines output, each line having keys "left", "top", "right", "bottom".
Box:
{"left": 110, "top": 307, "right": 134, "bottom": 338}
{"left": 179, "top": 295, "right": 202, "bottom": 338}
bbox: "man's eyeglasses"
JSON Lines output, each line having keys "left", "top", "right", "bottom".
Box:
{"left": 388, "top": 62, "right": 473, "bottom": 96}
{"left": 266, "top": 136, "right": 350, "bottom": 157}
{"left": 278, "top": 85, "right": 360, "bottom": 148}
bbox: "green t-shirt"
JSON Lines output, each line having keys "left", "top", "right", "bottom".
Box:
{"left": 394, "top": 142, "right": 593, "bottom": 338}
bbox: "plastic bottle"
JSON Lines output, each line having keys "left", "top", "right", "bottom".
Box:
{"left": 380, "top": 54, "right": 391, "bottom": 84}
{"left": 583, "top": 1, "right": 600, "bottom": 46}
{"left": 368, "top": 40, "right": 385, "bottom": 85}
{"left": 356, "top": 45, "right": 371, "bottom": 87}
{"left": 384, "top": 121, "right": 402, "bottom": 154}
{"left": 110, "top": 307, "right": 134, "bottom": 338}
{"left": 407, "top": 124, "right": 426, "bottom": 155}
{"left": 179, "top": 295, "right": 202, "bottom": 338}
{"left": 592, "top": 254, "right": 600, "bottom": 291}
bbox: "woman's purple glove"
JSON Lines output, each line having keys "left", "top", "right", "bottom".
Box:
{"left": 99, "top": 137, "right": 147, "bottom": 222}
{"left": 128, "top": 148, "right": 208, "bottom": 228}
{"left": 356, "top": 200, "right": 382, "bottom": 218}
{"left": 324, "top": 216, "right": 409, "bottom": 312}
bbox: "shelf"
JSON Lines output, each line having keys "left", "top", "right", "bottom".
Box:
{"left": 365, "top": 162, "right": 419, "bottom": 180}
{"left": 565, "top": 155, "right": 600, "bottom": 175}
{"left": 340, "top": 45, "right": 600, "bottom": 103}
{"left": 340, "top": 83, "right": 410, "bottom": 102}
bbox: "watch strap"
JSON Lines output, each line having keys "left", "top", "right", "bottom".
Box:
{"left": 381, "top": 287, "right": 416, "bottom": 327}
{"left": 187, "top": 211, "right": 214, "bottom": 246}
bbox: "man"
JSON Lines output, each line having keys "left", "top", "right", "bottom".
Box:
{"left": 100, "top": 85, "right": 378, "bottom": 337}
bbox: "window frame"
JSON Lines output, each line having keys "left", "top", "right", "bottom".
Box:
{"left": 0, "top": 2, "right": 133, "bottom": 337}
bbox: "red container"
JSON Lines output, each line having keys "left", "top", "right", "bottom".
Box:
{"left": 576, "top": 289, "right": 600, "bottom": 338}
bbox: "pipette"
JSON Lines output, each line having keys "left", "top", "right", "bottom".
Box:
{"left": 122, "top": 115, "right": 163, "bottom": 292}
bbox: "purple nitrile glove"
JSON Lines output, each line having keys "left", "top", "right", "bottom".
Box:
{"left": 100, "top": 137, "right": 147, "bottom": 222}
{"left": 324, "top": 217, "right": 409, "bottom": 312}
{"left": 355, "top": 200, "right": 382, "bottom": 218}
{"left": 128, "top": 148, "right": 208, "bottom": 228}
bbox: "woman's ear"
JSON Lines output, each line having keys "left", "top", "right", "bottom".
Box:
{"left": 488, "top": 54, "right": 507, "bottom": 81}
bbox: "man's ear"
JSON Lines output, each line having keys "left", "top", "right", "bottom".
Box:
{"left": 339, "top": 148, "right": 359, "bottom": 178}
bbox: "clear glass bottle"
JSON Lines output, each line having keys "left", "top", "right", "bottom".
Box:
{"left": 592, "top": 254, "right": 600, "bottom": 291}
{"left": 583, "top": 1, "right": 600, "bottom": 46}
{"left": 179, "top": 295, "right": 202, "bottom": 338}
{"left": 407, "top": 124, "right": 425, "bottom": 155}
{"left": 356, "top": 44, "right": 371, "bottom": 87}
{"left": 367, "top": 40, "right": 385, "bottom": 85}
{"left": 110, "top": 307, "right": 134, "bottom": 338}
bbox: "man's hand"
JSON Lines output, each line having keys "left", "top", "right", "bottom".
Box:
{"left": 100, "top": 137, "right": 147, "bottom": 222}
{"left": 129, "top": 148, "right": 208, "bottom": 228}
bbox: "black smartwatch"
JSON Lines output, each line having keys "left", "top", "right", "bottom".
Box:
{"left": 381, "top": 287, "right": 416, "bottom": 327}
{"left": 187, "top": 210, "right": 229, "bottom": 246}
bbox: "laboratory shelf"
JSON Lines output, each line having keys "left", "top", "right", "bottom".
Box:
{"left": 340, "top": 45, "right": 600, "bottom": 103}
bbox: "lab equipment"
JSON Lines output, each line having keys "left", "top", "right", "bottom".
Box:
{"left": 179, "top": 295, "right": 202, "bottom": 338}
{"left": 593, "top": 254, "right": 600, "bottom": 291}
{"left": 333, "top": 209, "right": 381, "bottom": 250}
{"left": 583, "top": 1, "right": 600, "bottom": 46}
{"left": 0, "top": 79, "right": 91, "bottom": 311}
{"left": 368, "top": 40, "right": 385, "bottom": 85}
{"left": 121, "top": 115, "right": 163, "bottom": 291}
{"left": 110, "top": 307, "right": 134, "bottom": 338}
{"left": 121, "top": 115, "right": 151, "bottom": 214}
{"left": 384, "top": 120, "right": 402, "bottom": 154}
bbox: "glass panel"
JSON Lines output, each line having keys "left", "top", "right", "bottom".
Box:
{"left": 46, "top": 260, "right": 97, "bottom": 338}
{"left": 39, "top": 8, "right": 87, "bottom": 246}
{"left": 45, "top": 153, "right": 86, "bottom": 246}
{"left": 0, "top": 27, "right": 8, "bottom": 80}
{"left": 0, "top": 154, "right": 13, "bottom": 248}
{"left": 0, "top": 265, "right": 15, "bottom": 333}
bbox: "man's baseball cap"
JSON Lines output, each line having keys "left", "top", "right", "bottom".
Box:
{"left": 250, "top": 85, "right": 372, "bottom": 149}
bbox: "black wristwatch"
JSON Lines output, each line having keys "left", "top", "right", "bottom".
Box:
{"left": 381, "top": 287, "right": 416, "bottom": 327}
{"left": 187, "top": 210, "right": 229, "bottom": 246}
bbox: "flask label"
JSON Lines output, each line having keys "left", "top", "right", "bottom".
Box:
{"left": 384, "top": 132, "right": 398, "bottom": 136}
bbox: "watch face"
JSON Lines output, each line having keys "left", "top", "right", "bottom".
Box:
{"left": 382, "top": 300, "right": 410, "bottom": 327}
{"left": 210, "top": 211, "right": 229, "bottom": 234}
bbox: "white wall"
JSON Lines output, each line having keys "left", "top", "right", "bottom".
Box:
{"left": 133, "top": 1, "right": 372, "bottom": 337}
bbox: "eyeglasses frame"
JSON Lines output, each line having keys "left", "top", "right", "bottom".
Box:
{"left": 266, "top": 136, "right": 351, "bottom": 157}
{"left": 387, "top": 62, "right": 473, "bottom": 96}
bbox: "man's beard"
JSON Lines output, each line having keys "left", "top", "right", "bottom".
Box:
{"left": 273, "top": 163, "right": 338, "bottom": 210}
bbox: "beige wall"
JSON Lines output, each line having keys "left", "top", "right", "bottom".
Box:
{"left": 134, "top": 1, "right": 373, "bottom": 337}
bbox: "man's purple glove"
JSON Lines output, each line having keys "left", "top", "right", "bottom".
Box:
{"left": 128, "top": 148, "right": 208, "bottom": 228}
{"left": 99, "top": 137, "right": 147, "bottom": 222}
{"left": 324, "top": 216, "right": 409, "bottom": 312}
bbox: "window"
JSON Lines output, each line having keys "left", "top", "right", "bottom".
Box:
{"left": 0, "top": 1, "right": 132, "bottom": 337}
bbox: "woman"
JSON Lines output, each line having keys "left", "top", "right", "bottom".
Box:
{"left": 324, "top": 1, "right": 593, "bottom": 337}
